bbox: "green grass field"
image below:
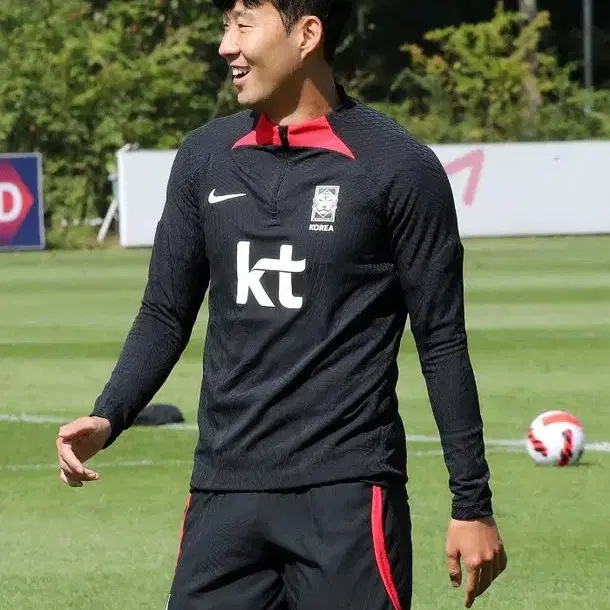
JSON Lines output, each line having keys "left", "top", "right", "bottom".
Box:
{"left": 1, "top": 236, "right": 609, "bottom": 610}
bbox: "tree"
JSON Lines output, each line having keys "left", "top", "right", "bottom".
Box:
{"left": 0, "top": 0, "right": 230, "bottom": 233}
{"left": 375, "top": 3, "right": 610, "bottom": 144}
{"left": 519, "top": 0, "right": 542, "bottom": 112}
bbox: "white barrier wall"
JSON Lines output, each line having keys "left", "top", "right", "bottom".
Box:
{"left": 117, "top": 141, "right": 610, "bottom": 247}
{"left": 117, "top": 150, "right": 177, "bottom": 248}
{"left": 434, "top": 141, "right": 610, "bottom": 238}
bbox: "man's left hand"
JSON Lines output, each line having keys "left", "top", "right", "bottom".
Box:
{"left": 446, "top": 516, "right": 507, "bottom": 608}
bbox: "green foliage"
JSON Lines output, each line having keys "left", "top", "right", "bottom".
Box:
{"left": 377, "top": 3, "right": 610, "bottom": 144}
{"left": 0, "top": 1, "right": 608, "bottom": 247}
{"left": 0, "top": 0, "right": 231, "bottom": 242}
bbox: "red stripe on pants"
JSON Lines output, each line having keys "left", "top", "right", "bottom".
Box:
{"left": 371, "top": 485, "right": 402, "bottom": 610}
{"left": 176, "top": 493, "right": 192, "bottom": 565}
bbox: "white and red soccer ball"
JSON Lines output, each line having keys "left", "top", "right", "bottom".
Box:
{"left": 526, "top": 410, "right": 586, "bottom": 466}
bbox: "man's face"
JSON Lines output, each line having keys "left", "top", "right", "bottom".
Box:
{"left": 219, "top": 1, "right": 304, "bottom": 108}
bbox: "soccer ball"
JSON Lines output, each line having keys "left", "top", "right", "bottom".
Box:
{"left": 526, "top": 410, "right": 585, "bottom": 466}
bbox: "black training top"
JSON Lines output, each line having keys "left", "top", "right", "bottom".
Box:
{"left": 92, "top": 85, "right": 493, "bottom": 520}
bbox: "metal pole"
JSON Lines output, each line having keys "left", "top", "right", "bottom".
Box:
{"left": 583, "top": 0, "right": 593, "bottom": 89}
{"left": 519, "top": 0, "right": 537, "bottom": 22}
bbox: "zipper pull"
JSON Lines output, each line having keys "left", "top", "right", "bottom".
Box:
{"left": 279, "top": 125, "right": 289, "bottom": 148}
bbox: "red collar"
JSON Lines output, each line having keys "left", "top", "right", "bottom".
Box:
{"left": 232, "top": 112, "right": 356, "bottom": 160}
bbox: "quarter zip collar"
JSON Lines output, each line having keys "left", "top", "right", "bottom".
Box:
{"left": 232, "top": 84, "right": 356, "bottom": 160}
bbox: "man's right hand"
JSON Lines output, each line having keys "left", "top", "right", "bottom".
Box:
{"left": 56, "top": 416, "right": 111, "bottom": 488}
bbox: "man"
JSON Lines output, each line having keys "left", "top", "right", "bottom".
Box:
{"left": 56, "top": 1, "right": 507, "bottom": 608}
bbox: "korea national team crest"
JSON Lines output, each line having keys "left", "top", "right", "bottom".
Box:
{"left": 310, "top": 185, "right": 339, "bottom": 232}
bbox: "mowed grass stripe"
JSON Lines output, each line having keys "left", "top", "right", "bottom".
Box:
{"left": 7, "top": 280, "right": 610, "bottom": 304}
{"left": 463, "top": 234, "right": 610, "bottom": 259}
{"left": 1, "top": 279, "right": 147, "bottom": 294}
{"left": 467, "top": 271, "right": 610, "bottom": 290}
{"left": 0, "top": 340, "right": 205, "bottom": 360}
{"left": 0, "top": 248, "right": 150, "bottom": 268}
{"left": 467, "top": 285, "right": 610, "bottom": 305}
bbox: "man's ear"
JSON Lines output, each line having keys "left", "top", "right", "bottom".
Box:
{"left": 297, "top": 15, "right": 324, "bottom": 61}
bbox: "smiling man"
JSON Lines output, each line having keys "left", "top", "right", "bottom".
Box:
{"left": 55, "top": 1, "right": 507, "bottom": 609}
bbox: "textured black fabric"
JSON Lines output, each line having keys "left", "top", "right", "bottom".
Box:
{"left": 168, "top": 482, "right": 412, "bottom": 610}
{"left": 91, "top": 86, "right": 493, "bottom": 519}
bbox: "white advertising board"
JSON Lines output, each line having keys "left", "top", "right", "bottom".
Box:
{"left": 117, "top": 141, "right": 610, "bottom": 247}
{"left": 435, "top": 141, "right": 610, "bottom": 238}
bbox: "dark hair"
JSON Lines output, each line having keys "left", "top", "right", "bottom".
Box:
{"left": 212, "top": 0, "right": 353, "bottom": 63}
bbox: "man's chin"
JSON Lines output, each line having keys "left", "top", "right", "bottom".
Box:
{"left": 236, "top": 89, "right": 254, "bottom": 107}
{"left": 236, "top": 88, "right": 269, "bottom": 110}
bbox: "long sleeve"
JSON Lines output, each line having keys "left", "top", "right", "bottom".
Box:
{"left": 91, "top": 139, "right": 210, "bottom": 447}
{"left": 387, "top": 143, "right": 493, "bottom": 520}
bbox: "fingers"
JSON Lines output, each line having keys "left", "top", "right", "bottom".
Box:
{"left": 56, "top": 434, "right": 100, "bottom": 488}
{"left": 476, "top": 560, "right": 494, "bottom": 598}
{"left": 464, "top": 564, "right": 479, "bottom": 608}
{"left": 489, "top": 541, "right": 507, "bottom": 583}
{"left": 447, "top": 552, "right": 462, "bottom": 588}
{"left": 56, "top": 436, "right": 84, "bottom": 476}
{"left": 58, "top": 464, "right": 99, "bottom": 487}
{"left": 493, "top": 544, "right": 508, "bottom": 584}
{"left": 60, "top": 469, "right": 83, "bottom": 488}
{"left": 498, "top": 544, "right": 508, "bottom": 574}
{"left": 464, "top": 547, "right": 508, "bottom": 607}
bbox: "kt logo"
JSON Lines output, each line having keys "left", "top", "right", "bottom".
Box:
{"left": 0, "top": 161, "right": 35, "bottom": 244}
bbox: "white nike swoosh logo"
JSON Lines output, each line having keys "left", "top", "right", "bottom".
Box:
{"left": 208, "top": 189, "right": 247, "bottom": 204}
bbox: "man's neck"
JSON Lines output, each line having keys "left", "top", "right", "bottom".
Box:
{"left": 264, "top": 68, "right": 340, "bottom": 126}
